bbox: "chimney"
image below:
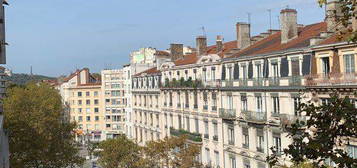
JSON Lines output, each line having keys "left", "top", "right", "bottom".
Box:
{"left": 170, "top": 43, "right": 184, "bottom": 61}
{"left": 325, "top": 0, "right": 343, "bottom": 32}
{"left": 280, "top": 8, "right": 298, "bottom": 44}
{"left": 216, "top": 35, "right": 223, "bottom": 53}
{"left": 196, "top": 36, "right": 207, "bottom": 56}
{"left": 236, "top": 22, "right": 251, "bottom": 49}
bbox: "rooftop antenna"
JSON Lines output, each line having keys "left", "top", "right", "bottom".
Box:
{"left": 277, "top": 15, "right": 280, "bottom": 29}
{"left": 201, "top": 26, "right": 206, "bottom": 36}
{"left": 247, "top": 12, "right": 251, "bottom": 24}
{"left": 268, "top": 9, "right": 272, "bottom": 30}
{"left": 30, "top": 66, "right": 33, "bottom": 76}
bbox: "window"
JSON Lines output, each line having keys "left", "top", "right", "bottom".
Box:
{"left": 106, "top": 124, "right": 111, "bottom": 128}
{"left": 78, "top": 116, "right": 83, "bottom": 122}
{"left": 347, "top": 145, "right": 357, "bottom": 159}
{"left": 95, "top": 116, "right": 99, "bottom": 121}
{"left": 256, "top": 96, "right": 263, "bottom": 112}
{"left": 78, "top": 92, "right": 82, "bottom": 97}
{"left": 227, "top": 95, "right": 233, "bottom": 110}
{"left": 170, "top": 114, "right": 173, "bottom": 127}
{"left": 86, "top": 91, "right": 90, "bottom": 96}
{"left": 203, "top": 92, "right": 208, "bottom": 110}
{"left": 169, "top": 92, "right": 173, "bottom": 106}
{"left": 195, "top": 118, "right": 199, "bottom": 133}
{"left": 227, "top": 66, "right": 233, "bottom": 80}
{"left": 228, "top": 126, "right": 234, "bottom": 145}
{"left": 94, "top": 91, "right": 98, "bottom": 96}
{"left": 272, "top": 63, "right": 279, "bottom": 77}
{"left": 111, "top": 90, "right": 120, "bottom": 97}
{"left": 291, "top": 59, "right": 300, "bottom": 76}
{"left": 205, "top": 148, "right": 210, "bottom": 164}
{"left": 256, "top": 129, "right": 264, "bottom": 153}
{"left": 241, "top": 95, "right": 248, "bottom": 111}
{"left": 273, "top": 134, "right": 282, "bottom": 155}
{"left": 186, "top": 116, "right": 190, "bottom": 131}
{"left": 212, "top": 93, "right": 217, "bottom": 110}
{"left": 94, "top": 108, "right": 99, "bottom": 113}
{"left": 344, "top": 54, "right": 355, "bottom": 73}
{"left": 214, "top": 151, "right": 219, "bottom": 167}
{"left": 86, "top": 116, "right": 91, "bottom": 121}
{"left": 229, "top": 156, "right": 236, "bottom": 168}
{"left": 321, "top": 57, "right": 330, "bottom": 75}
{"left": 293, "top": 97, "right": 301, "bottom": 116}
{"left": 86, "top": 108, "right": 90, "bottom": 113}
{"left": 94, "top": 99, "right": 99, "bottom": 105}
{"left": 78, "top": 100, "right": 82, "bottom": 105}
{"left": 242, "top": 127, "right": 249, "bottom": 148}
{"left": 243, "top": 159, "right": 251, "bottom": 168}
{"left": 211, "top": 67, "right": 216, "bottom": 81}
{"left": 178, "top": 115, "right": 182, "bottom": 129}
{"left": 185, "top": 91, "right": 189, "bottom": 108}
{"left": 204, "top": 120, "right": 209, "bottom": 138}
{"left": 193, "top": 92, "right": 198, "bottom": 109}
{"left": 272, "top": 96, "right": 280, "bottom": 115}
{"left": 256, "top": 64, "right": 262, "bottom": 78}
{"left": 213, "top": 122, "right": 218, "bottom": 141}
{"left": 86, "top": 100, "right": 90, "bottom": 105}
{"left": 78, "top": 108, "right": 82, "bottom": 113}
{"left": 203, "top": 68, "right": 207, "bottom": 82}
{"left": 242, "top": 65, "right": 247, "bottom": 79}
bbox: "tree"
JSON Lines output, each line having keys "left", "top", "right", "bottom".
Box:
{"left": 318, "top": 0, "right": 357, "bottom": 42}
{"left": 97, "top": 135, "right": 142, "bottom": 168}
{"left": 143, "top": 136, "right": 202, "bottom": 168}
{"left": 3, "top": 83, "right": 83, "bottom": 168}
{"left": 268, "top": 94, "right": 357, "bottom": 168}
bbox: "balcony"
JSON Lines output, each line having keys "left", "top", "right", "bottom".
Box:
{"left": 238, "top": 79, "right": 248, "bottom": 86}
{"left": 289, "top": 76, "right": 302, "bottom": 86}
{"left": 269, "top": 77, "right": 280, "bottom": 86}
{"left": 219, "top": 108, "right": 236, "bottom": 119}
{"left": 305, "top": 73, "right": 357, "bottom": 86}
{"left": 253, "top": 78, "right": 264, "bottom": 86}
{"left": 203, "top": 80, "right": 221, "bottom": 88}
{"left": 223, "top": 80, "right": 234, "bottom": 87}
{"left": 280, "top": 114, "right": 307, "bottom": 127}
{"left": 170, "top": 127, "right": 202, "bottom": 143}
{"left": 242, "top": 110, "right": 267, "bottom": 123}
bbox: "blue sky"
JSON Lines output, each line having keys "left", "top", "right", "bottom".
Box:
{"left": 6, "top": 0, "right": 324, "bottom": 76}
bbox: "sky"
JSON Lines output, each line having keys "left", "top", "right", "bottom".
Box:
{"left": 5, "top": 0, "right": 325, "bottom": 77}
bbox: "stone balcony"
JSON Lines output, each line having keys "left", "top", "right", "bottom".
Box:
{"left": 219, "top": 108, "right": 236, "bottom": 119}
{"left": 241, "top": 110, "right": 267, "bottom": 123}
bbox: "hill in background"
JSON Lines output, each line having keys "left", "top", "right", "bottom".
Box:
{"left": 5, "top": 73, "right": 55, "bottom": 86}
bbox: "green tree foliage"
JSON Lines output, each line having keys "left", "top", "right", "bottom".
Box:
{"left": 97, "top": 135, "right": 203, "bottom": 168}
{"left": 5, "top": 73, "right": 55, "bottom": 86}
{"left": 97, "top": 135, "right": 142, "bottom": 168}
{"left": 3, "top": 83, "right": 83, "bottom": 168}
{"left": 319, "top": 0, "right": 357, "bottom": 42}
{"left": 268, "top": 95, "right": 357, "bottom": 168}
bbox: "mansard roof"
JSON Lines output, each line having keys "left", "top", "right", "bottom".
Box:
{"left": 174, "top": 40, "right": 237, "bottom": 66}
{"left": 230, "top": 22, "right": 327, "bottom": 58}
{"left": 134, "top": 67, "right": 160, "bottom": 77}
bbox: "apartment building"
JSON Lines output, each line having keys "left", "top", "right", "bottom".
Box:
{"left": 123, "top": 64, "right": 133, "bottom": 138}
{"left": 58, "top": 68, "right": 104, "bottom": 142}
{"left": 101, "top": 69, "right": 127, "bottom": 139}
{"left": 130, "top": 3, "right": 357, "bottom": 167}
{"left": 0, "top": 0, "right": 9, "bottom": 167}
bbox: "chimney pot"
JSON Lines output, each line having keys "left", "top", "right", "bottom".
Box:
{"left": 236, "top": 22, "right": 251, "bottom": 49}
{"left": 280, "top": 8, "right": 298, "bottom": 43}
{"left": 196, "top": 36, "right": 207, "bottom": 56}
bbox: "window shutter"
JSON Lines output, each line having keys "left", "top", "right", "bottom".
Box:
{"left": 248, "top": 61, "right": 253, "bottom": 79}
{"left": 302, "top": 55, "right": 311, "bottom": 75}
{"left": 263, "top": 58, "right": 269, "bottom": 78}
{"left": 152, "top": 77, "right": 155, "bottom": 87}
{"left": 280, "top": 57, "right": 289, "bottom": 77}
{"left": 233, "top": 63, "right": 239, "bottom": 79}
{"left": 221, "top": 65, "right": 226, "bottom": 80}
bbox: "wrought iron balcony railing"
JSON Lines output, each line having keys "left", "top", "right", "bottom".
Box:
{"left": 289, "top": 76, "right": 302, "bottom": 86}
{"left": 269, "top": 77, "right": 280, "bottom": 86}
{"left": 219, "top": 108, "right": 236, "bottom": 119}
{"left": 253, "top": 78, "right": 264, "bottom": 86}
{"left": 305, "top": 73, "right": 357, "bottom": 86}
{"left": 241, "top": 110, "right": 267, "bottom": 123}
